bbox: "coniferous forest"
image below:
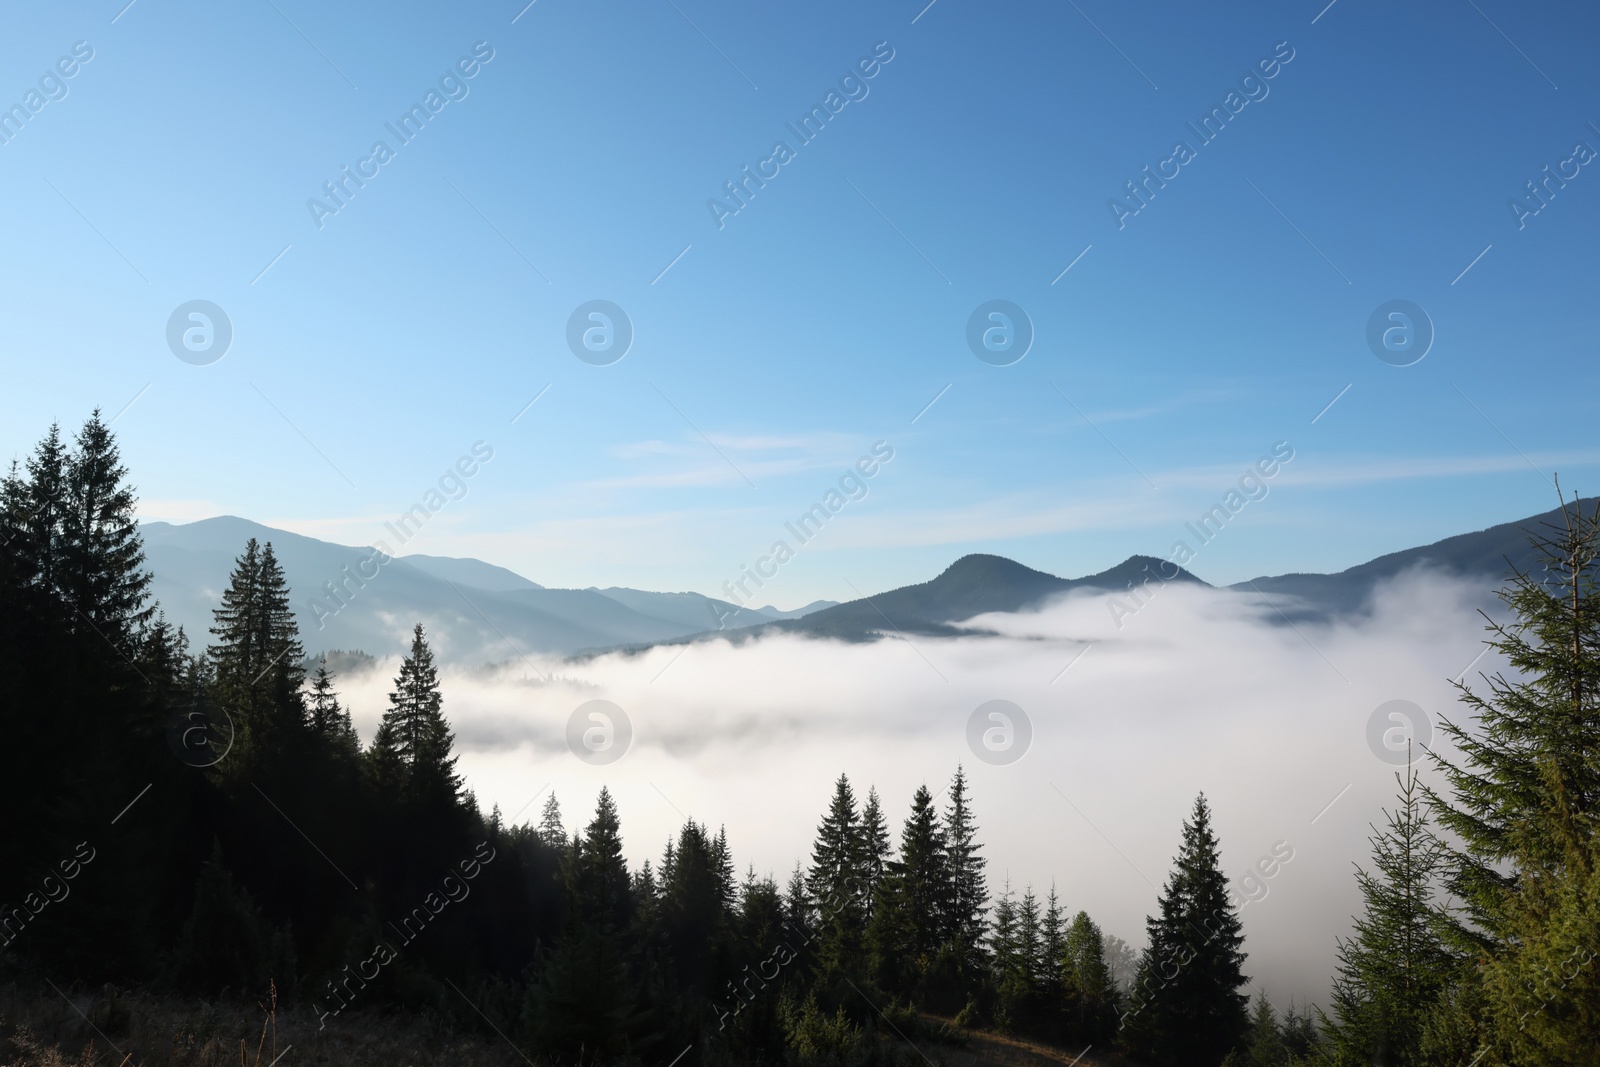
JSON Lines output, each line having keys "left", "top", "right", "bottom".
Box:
{"left": 4, "top": 414, "right": 1599, "bottom": 1066}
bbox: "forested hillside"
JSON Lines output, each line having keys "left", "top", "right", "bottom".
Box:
{"left": 3, "top": 415, "right": 1597, "bottom": 1066}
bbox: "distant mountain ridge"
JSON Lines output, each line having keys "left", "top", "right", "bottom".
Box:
{"left": 141, "top": 500, "right": 1582, "bottom": 662}
{"left": 1229, "top": 497, "right": 1594, "bottom": 614}
{"left": 767, "top": 553, "right": 1205, "bottom": 640}
{"left": 139, "top": 516, "right": 835, "bottom": 663}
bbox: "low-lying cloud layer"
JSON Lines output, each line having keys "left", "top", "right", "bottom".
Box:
{"left": 330, "top": 566, "right": 1502, "bottom": 1011}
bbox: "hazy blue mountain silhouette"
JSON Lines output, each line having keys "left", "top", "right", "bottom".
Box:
{"left": 140, "top": 517, "right": 820, "bottom": 662}
{"left": 143, "top": 499, "right": 1584, "bottom": 661}
{"left": 772, "top": 553, "right": 1205, "bottom": 640}
{"left": 1229, "top": 497, "right": 1593, "bottom": 615}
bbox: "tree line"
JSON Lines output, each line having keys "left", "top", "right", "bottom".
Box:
{"left": 1, "top": 414, "right": 1595, "bottom": 1065}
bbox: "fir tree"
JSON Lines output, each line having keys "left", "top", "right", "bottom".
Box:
{"left": 1123, "top": 793, "right": 1249, "bottom": 1067}
{"left": 537, "top": 793, "right": 566, "bottom": 848}
{"left": 807, "top": 774, "right": 867, "bottom": 974}
{"left": 859, "top": 786, "right": 892, "bottom": 915}
{"left": 712, "top": 825, "right": 738, "bottom": 914}
{"left": 989, "top": 881, "right": 1024, "bottom": 1031}
{"left": 1041, "top": 886, "right": 1067, "bottom": 1008}
{"left": 565, "top": 787, "right": 632, "bottom": 932}
{"left": 370, "top": 623, "right": 459, "bottom": 804}
{"left": 1063, "top": 909, "right": 1119, "bottom": 1043}
{"left": 1229, "top": 993, "right": 1289, "bottom": 1067}
{"left": 1426, "top": 493, "right": 1600, "bottom": 1063}
{"left": 306, "top": 658, "right": 359, "bottom": 759}
{"left": 209, "top": 538, "right": 262, "bottom": 684}
{"left": 60, "top": 411, "right": 151, "bottom": 642}
{"left": 206, "top": 540, "right": 307, "bottom": 775}
{"left": 660, "top": 821, "right": 735, "bottom": 1009}
{"left": 2, "top": 422, "right": 69, "bottom": 597}
{"left": 1323, "top": 756, "right": 1451, "bottom": 1067}
{"left": 943, "top": 765, "right": 989, "bottom": 974}
{"left": 531, "top": 788, "right": 638, "bottom": 1053}
{"left": 870, "top": 784, "right": 949, "bottom": 979}
{"left": 1429, "top": 493, "right": 1600, "bottom": 931}
{"left": 785, "top": 861, "right": 811, "bottom": 932}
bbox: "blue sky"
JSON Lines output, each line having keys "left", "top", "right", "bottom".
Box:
{"left": 3, "top": 0, "right": 1597, "bottom": 607}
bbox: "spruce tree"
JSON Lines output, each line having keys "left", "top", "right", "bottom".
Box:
{"left": 207, "top": 540, "right": 306, "bottom": 773}
{"left": 565, "top": 787, "right": 632, "bottom": 932}
{"left": 371, "top": 623, "right": 459, "bottom": 804}
{"left": 1425, "top": 494, "right": 1600, "bottom": 1063}
{"left": 209, "top": 539, "right": 262, "bottom": 679}
{"left": 1229, "top": 994, "right": 1289, "bottom": 1067}
{"left": 868, "top": 784, "right": 949, "bottom": 986}
{"left": 531, "top": 788, "right": 637, "bottom": 1053}
{"left": 537, "top": 793, "right": 566, "bottom": 848}
{"left": 253, "top": 544, "right": 304, "bottom": 712}
{"left": 1041, "top": 886, "right": 1067, "bottom": 1009}
{"left": 3, "top": 422, "right": 69, "bottom": 596}
{"left": 1063, "top": 909, "right": 1119, "bottom": 1042}
{"left": 1122, "top": 793, "right": 1249, "bottom": 1067}
{"left": 859, "top": 786, "right": 892, "bottom": 915}
{"left": 712, "top": 825, "right": 738, "bottom": 914}
{"left": 60, "top": 411, "right": 151, "bottom": 642}
{"left": 660, "top": 821, "right": 735, "bottom": 1008}
{"left": 1429, "top": 495, "right": 1600, "bottom": 933}
{"left": 306, "top": 658, "right": 359, "bottom": 759}
{"left": 989, "top": 881, "right": 1025, "bottom": 1031}
{"left": 1323, "top": 757, "right": 1451, "bottom": 1067}
{"left": 807, "top": 774, "right": 867, "bottom": 974}
{"left": 943, "top": 765, "right": 989, "bottom": 974}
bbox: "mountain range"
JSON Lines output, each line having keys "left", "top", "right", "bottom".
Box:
{"left": 140, "top": 500, "right": 1585, "bottom": 664}
{"left": 140, "top": 516, "right": 835, "bottom": 665}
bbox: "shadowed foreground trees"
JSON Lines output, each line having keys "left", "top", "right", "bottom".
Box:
{"left": 4, "top": 417, "right": 1598, "bottom": 1063}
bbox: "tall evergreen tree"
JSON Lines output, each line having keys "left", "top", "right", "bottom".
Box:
{"left": 659, "top": 820, "right": 736, "bottom": 1014}
{"left": 207, "top": 540, "right": 306, "bottom": 773}
{"left": 859, "top": 786, "right": 892, "bottom": 915}
{"left": 868, "top": 784, "right": 950, "bottom": 990}
{"left": 2, "top": 422, "right": 69, "bottom": 597}
{"left": 369, "top": 623, "right": 459, "bottom": 804}
{"left": 1122, "top": 793, "right": 1249, "bottom": 1067}
{"left": 565, "top": 787, "right": 632, "bottom": 932}
{"left": 1425, "top": 494, "right": 1600, "bottom": 1063}
{"left": 989, "top": 881, "right": 1026, "bottom": 1031}
{"left": 1041, "top": 886, "right": 1067, "bottom": 1010}
{"left": 1430, "top": 495, "right": 1600, "bottom": 934}
{"left": 1323, "top": 757, "right": 1451, "bottom": 1067}
{"left": 1227, "top": 994, "right": 1289, "bottom": 1067}
{"left": 306, "top": 658, "right": 359, "bottom": 759}
{"left": 807, "top": 774, "right": 867, "bottom": 974}
{"left": 1063, "top": 909, "right": 1119, "bottom": 1043}
{"left": 943, "top": 765, "right": 989, "bottom": 974}
{"left": 537, "top": 792, "right": 566, "bottom": 848}
{"left": 60, "top": 411, "right": 152, "bottom": 642}
{"left": 530, "top": 788, "right": 638, "bottom": 1055}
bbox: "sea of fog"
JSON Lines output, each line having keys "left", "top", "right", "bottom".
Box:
{"left": 331, "top": 568, "right": 1501, "bottom": 1012}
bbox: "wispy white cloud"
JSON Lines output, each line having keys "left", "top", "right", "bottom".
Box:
{"left": 594, "top": 430, "right": 870, "bottom": 490}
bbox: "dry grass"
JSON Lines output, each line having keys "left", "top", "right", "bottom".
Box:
{"left": 913, "top": 1016, "right": 1123, "bottom": 1067}
{"left": 0, "top": 983, "right": 531, "bottom": 1067}
{"left": 1, "top": 987, "right": 1137, "bottom": 1067}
